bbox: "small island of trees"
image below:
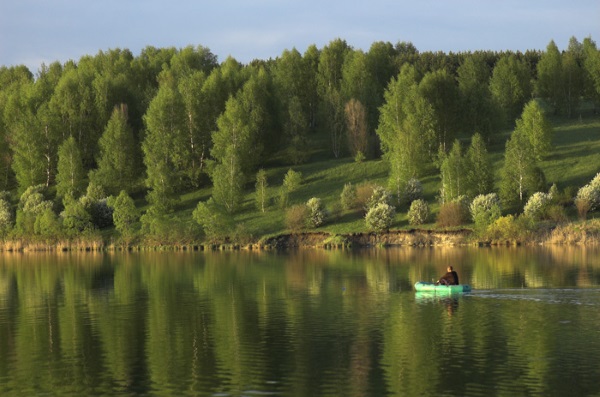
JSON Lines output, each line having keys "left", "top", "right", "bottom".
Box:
{"left": 0, "top": 36, "right": 599, "bottom": 250}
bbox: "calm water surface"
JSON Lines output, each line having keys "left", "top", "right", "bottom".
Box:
{"left": 1, "top": 246, "right": 600, "bottom": 396}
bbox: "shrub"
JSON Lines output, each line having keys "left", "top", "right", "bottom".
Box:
{"left": 546, "top": 204, "right": 568, "bottom": 223}
{"left": 0, "top": 198, "right": 13, "bottom": 235}
{"left": 548, "top": 183, "right": 559, "bottom": 204}
{"left": 470, "top": 193, "right": 502, "bottom": 229}
{"left": 34, "top": 207, "right": 62, "bottom": 238}
{"left": 60, "top": 196, "right": 93, "bottom": 235}
{"left": 354, "top": 151, "right": 366, "bottom": 163}
{"left": 283, "top": 169, "right": 302, "bottom": 193}
{"left": 193, "top": 198, "right": 233, "bottom": 243}
{"left": 576, "top": 172, "right": 600, "bottom": 211}
{"left": 523, "top": 192, "right": 552, "bottom": 220}
{"left": 437, "top": 201, "right": 468, "bottom": 227}
{"left": 365, "top": 202, "right": 395, "bottom": 232}
{"left": 367, "top": 186, "right": 392, "bottom": 210}
{"left": 403, "top": 178, "right": 423, "bottom": 205}
{"left": 16, "top": 185, "right": 53, "bottom": 235}
{"left": 79, "top": 183, "right": 113, "bottom": 228}
{"left": 232, "top": 223, "right": 254, "bottom": 245}
{"left": 340, "top": 183, "right": 358, "bottom": 211}
{"left": 356, "top": 182, "right": 376, "bottom": 212}
{"left": 279, "top": 169, "right": 303, "bottom": 209}
{"left": 306, "top": 197, "right": 326, "bottom": 228}
{"left": 19, "top": 185, "right": 52, "bottom": 215}
{"left": 286, "top": 204, "right": 308, "bottom": 233}
{"left": 89, "top": 198, "right": 114, "bottom": 228}
{"left": 84, "top": 181, "right": 106, "bottom": 202}
{"left": 575, "top": 197, "right": 591, "bottom": 220}
{"left": 107, "top": 191, "right": 139, "bottom": 240}
{"left": 485, "top": 214, "right": 532, "bottom": 242}
{"left": 408, "top": 199, "right": 429, "bottom": 225}
{"left": 563, "top": 185, "right": 578, "bottom": 204}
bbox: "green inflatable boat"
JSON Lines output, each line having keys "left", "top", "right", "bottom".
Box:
{"left": 414, "top": 282, "right": 472, "bottom": 293}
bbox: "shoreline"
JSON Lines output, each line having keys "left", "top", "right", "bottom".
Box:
{"left": 1, "top": 221, "right": 599, "bottom": 252}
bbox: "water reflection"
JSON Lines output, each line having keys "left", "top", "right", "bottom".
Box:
{"left": 0, "top": 247, "right": 599, "bottom": 396}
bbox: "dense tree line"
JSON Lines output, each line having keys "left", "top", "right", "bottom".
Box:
{"left": 0, "top": 37, "right": 599, "bottom": 241}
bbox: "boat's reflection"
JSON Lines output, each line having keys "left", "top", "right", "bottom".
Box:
{"left": 415, "top": 291, "right": 460, "bottom": 316}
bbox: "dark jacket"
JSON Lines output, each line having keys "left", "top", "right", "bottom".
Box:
{"left": 439, "top": 271, "right": 459, "bottom": 285}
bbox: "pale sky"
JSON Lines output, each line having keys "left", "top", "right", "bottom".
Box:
{"left": 1, "top": 0, "right": 598, "bottom": 73}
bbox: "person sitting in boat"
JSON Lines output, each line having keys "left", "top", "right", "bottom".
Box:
{"left": 436, "top": 266, "right": 459, "bottom": 286}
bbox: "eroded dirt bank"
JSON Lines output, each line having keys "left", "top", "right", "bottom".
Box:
{"left": 262, "top": 229, "right": 472, "bottom": 249}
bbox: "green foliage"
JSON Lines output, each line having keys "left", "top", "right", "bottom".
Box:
{"left": 211, "top": 151, "right": 244, "bottom": 213}
{"left": 107, "top": 190, "right": 139, "bottom": 240}
{"left": 340, "top": 182, "right": 358, "bottom": 211}
{"left": 354, "top": 151, "right": 366, "bottom": 163}
{"left": 457, "top": 55, "right": 501, "bottom": 138}
{"left": 365, "top": 202, "right": 395, "bottom": 232}
{"left": 272, "top": 49, "right": 312, "bottom": 152}
{"left": 56, "top": 136, "right": 86, "bottom": 199}
{"left": 211, "top": 71, "right": 268, "bottom": 175}
{"left": 91, "top": 104, "right": 139, "bottom": 194}
{"left": 470, "top": 193, "right": 502, "bottom": 230}
{"left": 0, "top": 40, "right": 599, "bottom": 246}
{"left": 279, "top": 169, "right": 303, "bottom": 208}
{"left": 418, "top": 68, "right": 460, "bottom": 151}
{"left": 545, "top": 204, "right": 568, "bottom": 223}
{"left": 500, "top": 129, "right": 538, "bottom": 206}
{"left": 318, "top": 39, "right": 350, "bottom": 158}
{"left": 192, "top": 198, "right": 233, "bottom": 243}
{"left": 536, "top": 40, "right": 565, "bottom": 113}
{"left": 285, "top": 96, "right": 310, "bottom": 165}
{"left": 377, "top": 64, "right": 435, "bottom": 198}
{"left": 356, "top": 182, "right": 377, "bottom": 212}
{"left": 440, "top": 140, "right": 467, "bottom": 203}
{"left": 18, "top": 184, "right": 52, "bottom": 215}
{"left": 306, "top": 197, "right": 326, "bottom": 228}
{"left": 34, "top": 207, "right": 62, "bottom": 237}
{"left": 60, "top": 195, "right": 92, "bottom": 235}
{"left": 489, "top": 54, "right": 533, "bottom": 124}
{"left": 408, "top": 199, "right": 429, "bottom": 226}
{"left": 485, "top": 215, "right": 533, "bottom": 242}
{"left": 466, "top": 133, "right": 493, "bottom": 197}
{"left": 515, "top": 100, "right": 553, "bottom": 161}
{"left": 255, "top": 169, "right": 269, "bottom": 213}
{"left": 142, "top": 71, "right": 186, "bottom": 206}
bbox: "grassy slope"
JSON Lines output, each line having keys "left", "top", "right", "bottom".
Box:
{"left": 170, "top": 113, "right": 600, "bottom": 241}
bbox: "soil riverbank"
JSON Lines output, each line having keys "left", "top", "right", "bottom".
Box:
{"left": 1, "top": 220, "right": 599, "bottom": 252}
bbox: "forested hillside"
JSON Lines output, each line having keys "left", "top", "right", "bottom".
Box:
{"left": 0, "top": 37, "right": 599, "bottom": 248}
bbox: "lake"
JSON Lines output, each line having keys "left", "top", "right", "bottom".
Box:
{"left": 1, "top": 246, "right": 600, "bottom": 396}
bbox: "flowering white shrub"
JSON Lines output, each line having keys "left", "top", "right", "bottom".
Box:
{"left": 367, "top": 186, "right": 392, "bottom": 210}
{"left": 306, "top": 197, "right": 326, "bottom": 228}
{"left": 365, "top": 202, "right": 395, "bottom": 232}
{"left": 576, "top": 172, "right": 600, "bottom": 211}
{"left": 470, "top": 193, "right": 502, "bottom": 228}
{"left": 0, "top": 198, "right": 13, "bottom": 234}
{"left": 523, "top": 192, "right": 552, "bottom": 220}
{"left": 408, "top": 199, "right": 429, "bottom": 225}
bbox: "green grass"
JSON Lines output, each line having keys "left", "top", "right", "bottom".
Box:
{"left": 170, "top": 113, "right": 600, "bottom": 242}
